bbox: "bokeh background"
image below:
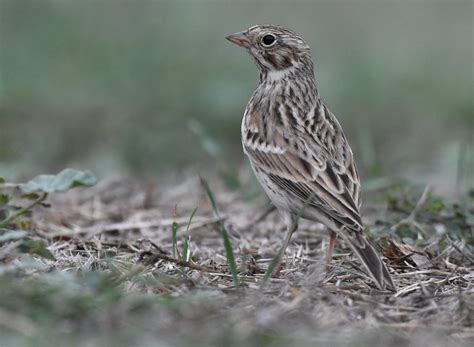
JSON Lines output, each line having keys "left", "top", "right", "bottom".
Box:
{"left": 1, "top": 0, "right": 473, "bottom": 194}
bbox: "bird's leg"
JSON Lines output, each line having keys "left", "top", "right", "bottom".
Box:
{"left": 325, "top": 230, "right": 337, "bottom": 268}
{"left": 272, "top": 213, "right": 298, "bottom": 277}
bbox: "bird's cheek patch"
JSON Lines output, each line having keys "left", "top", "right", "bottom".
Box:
{"left": 266, "top": 53, "right": 279, "bottom": 69}
{"left": 288, "top": 51, "right": 299, "bottom": 64}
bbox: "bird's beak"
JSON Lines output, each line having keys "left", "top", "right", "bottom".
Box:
{"left": 225, "top": 31, "right": 251, "bottom": 48}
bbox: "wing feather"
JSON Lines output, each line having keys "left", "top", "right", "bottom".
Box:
{"left": 243, "top": 106, "right": 363, "bottom": 233}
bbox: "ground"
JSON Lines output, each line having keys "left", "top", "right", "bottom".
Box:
{"left": 0, "top": 174, "right": 473, "bottom": 346}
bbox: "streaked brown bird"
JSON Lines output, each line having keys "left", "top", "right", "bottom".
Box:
{"left": 226, "top": 24, "right": 394, "bottom": 290}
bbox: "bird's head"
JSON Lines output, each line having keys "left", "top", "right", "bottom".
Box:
{"left": 226, "top": 24, "right": 313, "bottom": 78}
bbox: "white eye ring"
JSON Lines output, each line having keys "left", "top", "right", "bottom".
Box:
{"left": 261, "top": 34, "right": 277, "bottom": 47}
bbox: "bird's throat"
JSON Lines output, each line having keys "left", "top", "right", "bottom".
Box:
{"left": 264, "top": 68, "right": 295, "bottom": 82}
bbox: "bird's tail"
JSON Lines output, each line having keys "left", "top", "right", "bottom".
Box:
{"left": 342, "top": 232, "right": 395, "bottom": 290}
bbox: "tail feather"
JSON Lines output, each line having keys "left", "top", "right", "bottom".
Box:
{"left": 342, "top": 233, "right": 395, "bottom": 290}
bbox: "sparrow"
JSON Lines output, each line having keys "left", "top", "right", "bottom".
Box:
{"left": 226, "top": 24, "right": 394, "bottom": 290}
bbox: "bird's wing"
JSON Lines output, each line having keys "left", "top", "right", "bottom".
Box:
{"left": 243, "top": 104, "right": 362, "bottom": 233}
{"left": 243, "top": 105, "right": 395, "bottom": 290}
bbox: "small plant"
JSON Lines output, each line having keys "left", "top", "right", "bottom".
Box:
{"left": 378, "top": 182, "right": 474, "bottom": 248}
{"left": 171, "top": 206, "right": 197, "bottom": 263}
{"left": 181, "top": 207, "right": 197, "bottom": 263}
{"left": 0, "top": 168, "right": 97, "bottom": 259}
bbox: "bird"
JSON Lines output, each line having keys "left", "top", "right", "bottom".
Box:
{"left": 226, "top": 24, "right": 394, "bottom": 290}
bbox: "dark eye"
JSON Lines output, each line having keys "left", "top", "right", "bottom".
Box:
{"left": 262, "top": 34, "right": 276, "bottom": 46}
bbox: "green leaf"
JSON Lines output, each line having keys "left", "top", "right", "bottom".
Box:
{"left": 0, "top": 193, "right": 10, "bottom": 206}
{"left": 0, "top": 178, "right": 5, "bottom": 184}
{"left": 20, "top": 168, "right": 97, "bottom": 194}
{"left": 402, "top": 199, "right": 416, "bottom": 210}
{"left": 468, "top": 189, "right": 474, "bottom": 200}
{"left": 19, "top": 239, "right": 56, "bottom": 260}
{"left": 0, "top": 230, "right": 28, "bottom": 243}
{"left": 426, "top": 196, "right": 445, "bottom": 213}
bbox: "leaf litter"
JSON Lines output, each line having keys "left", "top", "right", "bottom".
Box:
{"left": 0, "top": 174, "right": 473, "bottom": 346}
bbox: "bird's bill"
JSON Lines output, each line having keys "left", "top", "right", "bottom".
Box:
{"left": 225, "top": 31, "right": 251, "bottom": 48}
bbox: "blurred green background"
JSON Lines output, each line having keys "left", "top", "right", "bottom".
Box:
{"left": 0, "top": 0, "right": 472, "bottom": 192}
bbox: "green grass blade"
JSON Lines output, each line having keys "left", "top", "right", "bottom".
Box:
{"left": 260, "top": 245, "right": 285, "bottom": 289}
{"left": 181, "top": 207, "right": 198, "bottom": 262}
{"left": 172, "top": 221, "right": 178, "bottom": 258}
{"left": 181, "top": 235, "right": 189, "bottom": 263}
{"left": 200, "top": 176, "right": 219, "bottom": 216}
{"left": 220, "top": 225, "right": 239, "bottom": 286}
{"left": 186, "top": 207, "right": 198, "bottom": 233}
{"left": 199, "top": 176, "right": 239, "bottom": 286}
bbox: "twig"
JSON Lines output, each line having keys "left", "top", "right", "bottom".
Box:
{"left": 394, "top": 278, "right": 435, "bottom": 297}
{"left": 0, "top": 183, "right": 21, "bottom": 190}
{"left": 139, "top": 251, "right": 216, "bottom": 273}
{"left": 394, "top": 269, "right": 455, "bottom": 277}
{"left": 248, "top": 204, "right": 276, "bottom": 226}
{"left": 451, "top": 241, "right": 474, "bottom": 265}
{"left": 411, "top": 185, "right": 431, "bottom": 216}
{"left": 391, "top": 185, "right": 431, "bottom": 234}
{"left": 393, "top": 275, "right": 466, "bottom": 298}
{"left": 392, "top": 206, "right": 472, "bottom": 229}
{"left": 432, "top": 267, "right": 459, "bottom": 294}
{"left": 325, "top": 287, "right": 391, "bottom": 303}
{"left": 377, "top": 322, "right": 472, "bottom": 333}
{"left": 81, "top": 216, "right": 223, "bottom": 238}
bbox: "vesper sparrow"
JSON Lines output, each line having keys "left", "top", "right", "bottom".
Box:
{"left": 226, "top": 25, "right": 394, "bottom": 290}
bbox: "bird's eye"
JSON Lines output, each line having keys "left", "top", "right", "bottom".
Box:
{"left": 262, "top": 34, "right": 276, "bottom": 47}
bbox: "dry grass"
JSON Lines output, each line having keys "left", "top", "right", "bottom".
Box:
{"left": 2, "top": 174, "right": 473, "bottom": 346}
